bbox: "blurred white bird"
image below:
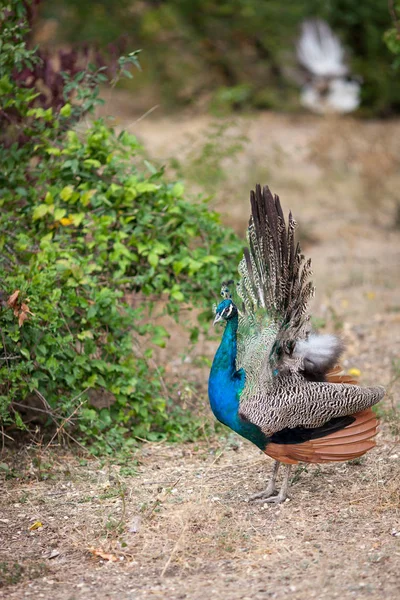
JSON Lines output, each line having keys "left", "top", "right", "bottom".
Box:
{"left": 297, "top": 19, "right": 361, "bottom": 114}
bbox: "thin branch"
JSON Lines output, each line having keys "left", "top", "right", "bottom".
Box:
{"left": 46, "top": 394, "right": 88, "bottom": 449}
{"left": 12, "top": 389, "right": 90, "bottom": 453}
{"left": 32, "top": 387, "right": 63, "bottom": 417}
{"left": 128, "top": 104, "right": 160, "bottom": 126}
{"left": 133, "top": 339, "right": 171, "bottom": 400}
{"left": 160, "top": 522, "right": 188, "bottom": 577}
{"left": 11, "top": 401, "right": 54, "bottom": 415}
{"left": 0, "top": 328, "right": 10, "bottom": 373}
{"left": 1, "top": 426, "right": 14, "bottom": 450}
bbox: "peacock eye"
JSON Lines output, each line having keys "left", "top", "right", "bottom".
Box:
{"left": 222, "top": 303, "right": 233, "bottom": 319}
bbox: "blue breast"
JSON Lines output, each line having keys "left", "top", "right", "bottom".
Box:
{"left": 208, "top": 317, "right": 268, "bottom": 450}
{"left": 208, "top": 367, "right": 243, "bottom": 430}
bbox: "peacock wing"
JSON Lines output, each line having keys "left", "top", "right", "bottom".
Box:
{"left": 238, "top": 375, "right": 385, "bottom": 437}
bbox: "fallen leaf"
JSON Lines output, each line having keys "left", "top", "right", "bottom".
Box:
{"left": 6, "top": 291, "right": 34, "bottom": 327}
{"left": 29, "top": 521, "right": 43, "bottom": 531}
{"left": 18, "top": 311, "right": 29, "bottom": 327}
{"left": 88, "top": 547, "right": 118, "bottom": 562}
{"left": 7, "top": 290, "right": 20, "bottom": 308}
{"left": 21, "top": 302, "right": 33, "bottom": 315}
{"left": 17, "top": 302, "right": 34, "bottom": 328}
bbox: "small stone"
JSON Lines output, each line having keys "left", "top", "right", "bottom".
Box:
{"left": 390, "top": 529, "right": 400, "bottom": 537}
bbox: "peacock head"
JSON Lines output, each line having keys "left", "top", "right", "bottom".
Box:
{"left": 213, "top": 299, "right": 238, "bottom": 326}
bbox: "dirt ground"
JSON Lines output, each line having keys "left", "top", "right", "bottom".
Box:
{"left": 1, "top": 107, "right": 400, "bottom": 599}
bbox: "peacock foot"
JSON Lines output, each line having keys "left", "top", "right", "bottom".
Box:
{"left": 248, "top": 485, "right": 277, "bottom": 502}
{"left": 257, "top": 491, "right": 288, "bottom": 504}
{"left": 250, "top": 490, "right": 288, "bottom": 504}
{"left": 248, "top": 463, "right": 291, "bottom": 504}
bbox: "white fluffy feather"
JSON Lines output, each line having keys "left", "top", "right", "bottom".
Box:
{"left": 297, "top": 19, "right": 348, "bottom": 77}
{"left": 300, "top": 78, "right": 361, "bottom": 114}
{"left": 294, "top": 333, "right": 344, "bottom": 373}
{"left": 296, "top": 19, "right": 361, "bottom": 114}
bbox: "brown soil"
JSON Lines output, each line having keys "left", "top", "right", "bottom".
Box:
{"left": 1, "top": 108, "right": 400, "bottom": 599}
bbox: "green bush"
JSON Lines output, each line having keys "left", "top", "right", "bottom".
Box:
{"left": 0, "top": 1, "right": 242, "bottom": 452}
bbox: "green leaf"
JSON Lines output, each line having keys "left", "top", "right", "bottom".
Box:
{"left": 201, "top": 255, "right": 219, "bottom": 264}
{"left": 170, "top": 289, "right": 184, "bottom": 301}
{"left": 148, "top": 253, "right": 159, "bottom": 267}
{"left": 81, "top": 190, "right": 95, "bottom": 206}
{"left": 60, "top": 186, "right": 74, "bottom": 202}
{"left": 77, "top": 330, "right": 94, "bottom": 341}
{"left": 54, "top": 208, "right": 67, "bottom": 221}
{"left": 60, "top": 103, "right": 72, "bottom": 117}
{"left": 83, "top": 159, "right": 102, "bottom": 169}
{"left": 172, "top": 182, "right": 184, "bottom": 197}
{"left": 70, "top": 213, "right": 85, "bottom": 226}
{"left": 32, "top": 204, "right": 50, "bottom": 220}
{"left": 46, "top": 147, "right": 61, "bottom": 156}
{"left": 136, "top": 182, "right": 159, "bottom": 194}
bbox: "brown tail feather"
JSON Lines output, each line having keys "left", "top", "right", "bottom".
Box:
{"left": 265, "top": 408, "right": 378, "bottom": 465}
{"left": 326, "top": 374, "right": 358, "bottom": 384}
{"left": 318, "top": 411, "right": 377, "bottom": 442}
{"left": 326, "top": 365, "right": 358, "bottom": 385}
{"left": 320, "top": 427, "right": 377, "bottom": 446}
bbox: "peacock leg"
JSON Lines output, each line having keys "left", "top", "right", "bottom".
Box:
{"left": 261, "top": 463, "right": 291, "bottom": 504}
{"left": 249, "top": 460, "right": 280, "bottom": 501}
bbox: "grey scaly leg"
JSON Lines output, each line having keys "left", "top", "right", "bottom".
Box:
{"left": 262, "top": 464, "right": 291, "bottom": 504}
{"left": 250, "top": 463, "right": 291, "bottom": 504}
{"left": 249, "top": 460, "right": 280, "bottom": 501}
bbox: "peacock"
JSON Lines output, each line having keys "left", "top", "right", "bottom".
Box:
{"left": 296, "top": 19, "right": 361, "bottom": 114}
{"left": 208, "top": 185, "right": 385, "bottom": 503}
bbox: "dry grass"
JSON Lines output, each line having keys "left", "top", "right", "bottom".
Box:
{"left": 1, "top": 109, "right": 400, "bottom": 599}
{"left": 1, "top": 433, "right": 399, "bottom": 599}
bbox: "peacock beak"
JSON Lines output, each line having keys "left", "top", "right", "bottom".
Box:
{"left": 213, "top": 313, "right": 222, "bottom": 326}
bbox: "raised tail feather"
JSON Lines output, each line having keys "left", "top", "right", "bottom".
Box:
{"left": 237, "top": 185, "right": 315, "bottom": 349}
{"left": 235, "top": 185, "right": 317, "bottom": 401}
{"left": 326, "top": 365, "right": 358, "bottom": 385}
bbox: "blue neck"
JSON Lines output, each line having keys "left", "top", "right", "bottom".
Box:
{"left": 208, "top": 315, "right": 268, "bottom": 450}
